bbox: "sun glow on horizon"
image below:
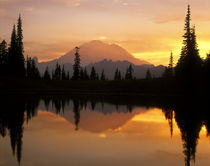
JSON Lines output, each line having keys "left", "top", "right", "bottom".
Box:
{"left": 1, "top": 1, "right": 210, "bottom": 65}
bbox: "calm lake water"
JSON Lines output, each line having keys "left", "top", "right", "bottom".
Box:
{"left": 0, "top": 96, "right": 210, "bottom": 166}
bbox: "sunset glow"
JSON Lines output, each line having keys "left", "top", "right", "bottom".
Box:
{"left": 1, "top": 0, "right": 210, "bottom": 65}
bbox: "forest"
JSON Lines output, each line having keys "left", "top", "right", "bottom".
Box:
{"left": 0, "top": 6, "right": 210, "bottom": 95}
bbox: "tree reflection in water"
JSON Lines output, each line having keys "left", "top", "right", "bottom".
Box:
{"left": 0, "top": 95, "right": 209, "bottom": 166}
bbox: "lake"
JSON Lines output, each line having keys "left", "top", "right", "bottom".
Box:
{"left": 0, "top": 95, "right": 210, "bottom": 166}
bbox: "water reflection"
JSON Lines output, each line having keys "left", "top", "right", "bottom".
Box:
{"left": 0, "top": 95, "right": 210, "bottom": 166}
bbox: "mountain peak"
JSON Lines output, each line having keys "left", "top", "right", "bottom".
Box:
{"left": 56, "top": 40, "right": 150, "bottom": 66}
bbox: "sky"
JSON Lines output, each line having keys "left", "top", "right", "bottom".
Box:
{"left": 1, "top": 0, "right": 210, "bottom": 65}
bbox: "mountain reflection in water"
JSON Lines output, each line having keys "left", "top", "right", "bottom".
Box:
{"left": 0, "top": 95, "right": 210, "bottom": 166}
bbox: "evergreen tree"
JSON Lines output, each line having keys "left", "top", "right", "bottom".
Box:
{"left": 163, "top": 51, "right": 174, "bottom": 78}
{"left": 114, "top": 68, "right": 119, "bottom": 80}
{"left": 17, "top": 15, "right": 25, "bottom": 73}
{"left": 53, "top": 63, "right": 61, "bottom": 80}
{"left": 90, "top": 66, "right": 97, "bottom": 80}
{"left": 8, "top": 25, "right": 18, "bottom": 75}
{"left": 146, "top": 69, "right": 152, "bottom": 80}
{"left": 125, "top": 64, "right": 133, "bottom": 80}
{"left": 61, "top": 65, "right": 66, "bottom": 80}
{"left": 80, "top": 68, "right": 84, "bottom": 80}
{"left": 0, "top": 40, "right": 8, "bottom": 65}
{"left": 169, "top": 51, "right": 174, "bottom": 70}
{"left": 8, "top": 16, "right": 25, "bottom": 77}
{"left": 114, "top": 68, "right": 122, "bottom": 80}
{"left": 118, "top": 70, "right": 122, "bottom": 80}
{"left": 84, "top": 67, "right": 89, "bottom": 80}
{"left": 31, "top": 58, "right": 40, "bottom": 79}
{"left": 96, "top": 73, "right": 99, "bottom": 80}
{"left": 72, "top": 47, "right": 80, "bottom": 80}
{"left": 66, "top": 71, "right": 70, "bottom": 80}
{"left": 175, "top": 5, "right": 202, "bottom": 86}
{"left": 26, "top": 57, "right": 40, "bottom": 79}
{"left": 43, "top": 66, "right": 51, "bottom": 80}
{"left": 52, "top": 70, "right": 55, "bottom": 80}
{"left": 100, "top": 69, "right": 105, "bottom": 80}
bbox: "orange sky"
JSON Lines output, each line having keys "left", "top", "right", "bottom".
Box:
{"left": 0, "top": 107, "right": 210, "bottom": 165}
{"left": 1, "top": 0, "right": 210, "bottom": 65}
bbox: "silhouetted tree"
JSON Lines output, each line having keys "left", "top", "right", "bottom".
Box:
{"left": 26, "top": 57, "right": 40, "bottom": 79}
{"left": 145, "top": 69, "right": 152, "bottom": 80}
{"left": 43, "top": 66, "right": 51, "bottom": 80}
{"left": 90, "top": 66, "right": 97, "bottom": 80}
{"left": 96, "top": 73, "right": 99, "bottom": 80}
{"left": 114, "top": 68, "right": 119, "bottom": 80}
{"left": 175, "top": 5, "right": 202, "bottom": 90}
{"left": 80, "top": 68, "right": 84, "bottom": 80}
{"left": 72, "top": 47, "right": 80, "bottom": 80}
{"left": 61, "top": 65, "right": 66, "bottom": 80}
{"left": 52, "top": 63, "right": 61, "bottom": 80}
{"left": 163, "top": 52, "right": 174, "bottom": 78}
{"left": 100, "top": 69, "right": 105, "bottom": 80}
{"left": 83, "top": 67, "right": 89, "bottom": 80}
{"left": 114, "top": 68, "right": 122, "bottom": 80}
{"left": 8, "top": 16, "right": 25, "bottom": 77}
{"left": 16, "top": 15, "right": 25, "bottom": 77}
{"left": 66, "top": 71, "right": 70, "bottom": 80}
{"left": 8, "top": 25, "right": 18, "bottom": 75}
{"left": 125, "top": 64, "right": 133, "bottom": 80}
{"left": 162, "top": 109, "right": 174, "bottom": 137}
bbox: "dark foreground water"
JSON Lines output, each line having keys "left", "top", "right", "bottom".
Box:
{"left": 0, "top": 95, "right": 210, "bottom": 166}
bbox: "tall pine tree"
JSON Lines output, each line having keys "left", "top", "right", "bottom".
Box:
{"left": 72, "top": 47, "right": 80, "bottom": 80}
{"left": 8, "top": 25, "right": 18, "bottom": 76}
{"left": 43, "top": 66, "right": 51, "bottom": 80}
{"left": 163, "top": 51, "right": 174, "bottom": 78}
{"left": 16, "top": 15, "right": 25, "bottom": 77}
{"left": 125, "top": 64, "right": 133, "bottom": 80}
{"left": 100, "top": 69, "right": 105, "bottom": 80}
{"left": 90, "top": 66, "right": 97, "bottom": 80}
{"left": 145, "top": 69, "right": 152, "bottom": 80}
{"left": 175, "top": 5, "right": 202, "bottom": 86}
{"left": 61, "top": 65, "right": 66, "bottom": 80}
{"left": 8, "top": 15, "right": 25, "bottom": 77}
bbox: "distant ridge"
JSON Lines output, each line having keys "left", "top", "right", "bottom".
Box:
{"left": 37, "top": 59, "right": 165, "bottom": 79}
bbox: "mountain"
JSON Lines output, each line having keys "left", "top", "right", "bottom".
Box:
{"left": 57, "top": 40, "right": 150, "bottom": 66}
{"left": 36, "top": 40, "right": 165, "bottom": 79}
